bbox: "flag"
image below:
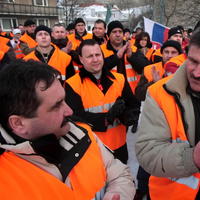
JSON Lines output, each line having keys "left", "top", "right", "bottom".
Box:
{"left": 143, "top": 17, "right": 170, "bottom": 49}
{"left": 105, "top": 5, "right": 112, "bottom": 24}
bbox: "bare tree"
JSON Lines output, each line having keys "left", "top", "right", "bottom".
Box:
{"left": 59, "top": 0, "right": 83, "bottom": 25}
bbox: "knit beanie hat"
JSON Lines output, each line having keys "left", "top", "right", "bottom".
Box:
{"left": 74, "top": 18, "right": 85, "bottom": 26}
{"left": 66, "top": 23, "right": 75, "bottom": 31}
{"left": 34, "top": 25, "right": 51, "bottom": 36}
{"left": 24, "top": 19, "right": 35, "bottom": 27}
{"left": 107, "top": 20, "right": 124, "bottom": 36}
{"left": 168, "top": 27, "right": 182, "bottom": 39}
{"left": 161, "top": 40, "right": 182, "bottom": 54}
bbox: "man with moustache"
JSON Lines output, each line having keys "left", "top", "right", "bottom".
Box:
{"left": 136, "top": 29, "right": 200, "bottom": 199}
{"left": 0, "top": 59, "right": 135, "bottom": 200}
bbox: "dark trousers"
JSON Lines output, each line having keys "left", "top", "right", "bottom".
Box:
{"left": 113, "top": 143, "right": 128, "bottom": 164}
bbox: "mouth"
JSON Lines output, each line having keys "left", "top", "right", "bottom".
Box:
{"left": 61, "top": 117, "right": 70, "bottom": 128}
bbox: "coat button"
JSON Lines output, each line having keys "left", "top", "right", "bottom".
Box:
{"left": 75, "top": 153, "right": 79, "bottom": 157}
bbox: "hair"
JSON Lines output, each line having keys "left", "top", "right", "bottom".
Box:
{"left": 78, "top": 39, "right": 99, "bottom": 56}
{"left": 189, "top": 29, "right": 200, "bottom": 50}
{"left": 124, "top": 28, "right": 131, "bottom": 33}
{"left": 0, "top": 59, "right": 60, "bottom": 130}
{"left": 52, "top": 23, "right": 65, "bottom": 30}
{"left": 94, "top": 19, "right": 107, "bottom": 29}
{"left": 135, "top": 31, "right": 152, "bottom": 48}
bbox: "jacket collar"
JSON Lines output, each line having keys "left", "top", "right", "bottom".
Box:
{"left": 79, "top": 66, "right": 115, "bottom": 83}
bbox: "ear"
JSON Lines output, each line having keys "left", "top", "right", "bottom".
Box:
{"left": 8, "top": 115, "right": 28, "bottom": 137}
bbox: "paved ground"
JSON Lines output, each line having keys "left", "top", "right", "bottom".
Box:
{"left": 127, "top": 127, "right": 139, "bottom": 187}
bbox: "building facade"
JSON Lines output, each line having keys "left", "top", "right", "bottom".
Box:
{"left": 0, "top": 0, "right": 64, "bottom": 31}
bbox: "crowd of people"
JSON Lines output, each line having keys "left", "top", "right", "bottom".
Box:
{"left": 0, "top": 17, "right": 200, "bottom": 200}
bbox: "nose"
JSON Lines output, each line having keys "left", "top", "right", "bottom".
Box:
{"left": 63, "top": 102, "right": 73, "bottom": 116}
{"left": 92, "top": 55, "right": 98, "bottom": 62}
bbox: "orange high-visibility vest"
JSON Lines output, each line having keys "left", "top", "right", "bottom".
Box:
{"left": 144, "top": 62, "right": 164, "bottom": 82}
{"left": 0, "top": 43, "right": 9, "bottom": 53}
{"left": 148, "top": 77, "right": 200, "bottom": 200}
{"left": 0, "top": 36, "right": 9, "bottom": 45}
{"left": 101, "top": 43, "right": 140, "bottom": 94}
{"left": 20, "top": 32, "right": 37, "bottom": 48}
{"left": 67, "top": 33, "right": 93, "bottom": 51}
{"left": 0, "top": 123, "right": 106, "bottom": 200}
{"left": 0, "top": 50, "right": 5, "bottom": 61}
{"left": 164, "top": 53, "right": 187, "bottom": 69}
{"left": 14, "top": 44, "right": 25, "bottom": 59}
{"left": 66, "top": 73, "right": 127, "bottom": 150}
{"left": 24, "top": 46, "right": 71, "bottom": 81}
{"left": 145, "top": 48, "right": 155, "bottom": 61}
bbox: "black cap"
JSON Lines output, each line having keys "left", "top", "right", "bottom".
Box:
{"left": 168, "top": 27, "right": 182, "bottom": 39}
{"left": 66, "top": 23, "right": 75, "bottom": 31}
{"left": 74, "top": 18, "right": 85, "bottom": 26}
{"left": 24, "top": 19, "right": 35, "bottom": 27}
{"left": 161, "top": 40, "right": 182, "bottom": 54}
{"left": 34, "top": 25, "right": 51, "bottom": 36}
{"left": 107, "top": 20, "right": 124, "bottom": 36}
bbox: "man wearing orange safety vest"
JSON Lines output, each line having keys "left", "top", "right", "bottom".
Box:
{"left": 136, "top": 29, "right": 200, "bottom": 200}
{"left": 19, "top": 19, "right": 37, "bottom": 55}
{"left": 24, "top": 25, "right": 75, "bottom": 81}
{"left": 9, "top": 28, "right": 25, "bottom": 59}
{"left": 0, "top": 38, "right": 15, "bottom": 69}
{"left": 65, "top": 39, "right": 140, "bottom": 164}
{"left": 67, "top": 18, "right": 93, "bottom": 72}
{"left": 100, "top": 20, "right": 150, "bottom": 94}
{"left": 0, "top": 59, "right": 135, "bottom": 200}
{"left": 135, "top": 40, "right": 182, "bottom": 101}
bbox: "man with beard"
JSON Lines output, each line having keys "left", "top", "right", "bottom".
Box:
{"left": 19, "top": 19, "right": 37, "bottom": 55}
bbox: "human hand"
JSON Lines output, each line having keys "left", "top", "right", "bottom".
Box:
{"left": 62, "top": 41, "right": 72, "bottom": 54}
{"left": 151, "top": 66, "right": 161, "bottom": 82}
{"left": 107, "top": 97, "right": 126, "bottom": 125}
{"left": 103, "top": 193, "right": 120, "bottom": 200}
{"left": 126, "top": 41, "right": 132, "bottom": 58}
{"left": 117, "top": 42, "right": 129, "bottom": 59}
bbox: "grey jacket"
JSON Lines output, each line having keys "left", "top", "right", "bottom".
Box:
{"left": 135, "top": 63, "right": 199, "bottom": 178}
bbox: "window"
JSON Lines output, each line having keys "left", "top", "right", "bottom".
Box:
{"left": 36, "top": 19, "right": 49, "bottom": 27}
{"left": 5, "top": 0, "right": 15, "bottom": 3}
{"left": 34, "top": 0, "right": 48, "bottom": 6}
{"left": 0, "top": 18, "right": 17, "bottom": 31}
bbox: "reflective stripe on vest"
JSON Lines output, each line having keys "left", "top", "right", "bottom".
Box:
{"left": 167, "top": 176, "right": 199, "bottom": 190}
{"left": 84, "top": 102, "right": 114, "bottom": 113}
{"left": 172, "top": 137, "right": 190, "bottom": 144}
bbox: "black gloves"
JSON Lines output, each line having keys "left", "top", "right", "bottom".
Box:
{"left": 119, "top": 108, "right": 140, "bottom": 127}
{"left": 107, "top": 97, "right": 126, "bottom": 125}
